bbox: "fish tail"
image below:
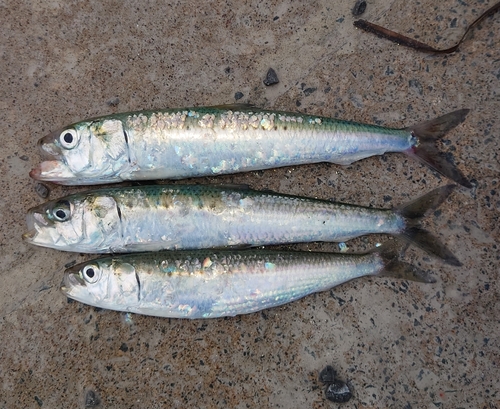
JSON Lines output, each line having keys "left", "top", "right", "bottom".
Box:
{"left": 374, "top": 241, "right": 436, "bottom": 283}
{"left": 404, "top": 109, "right": 472, "bottom": 188}
{"left": 395, "top": 185, "right": 462, "bottom": 266}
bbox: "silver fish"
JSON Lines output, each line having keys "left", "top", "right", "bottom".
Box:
{"left": 60, "top": 243, "right": 434, "bottom": 319}
{"left": 23, "top": 184, "right": 460, "bottom": 265}
{"left": 30, "top": 105, "right": 471, "bottom": 187}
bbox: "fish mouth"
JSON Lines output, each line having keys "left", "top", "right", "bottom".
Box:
{"left": 23, "top": 210, "right": 63, "bottom": 249}
{"left": 38, "top": 130, "right": 63, "bottom": 159}
{"left": 29, "top": 166, "right": 42, "bottom": 180}
{"left": 60, "top": 271, "right": 86, "bottom": 295}
{"left": 30, "top": 160, "right": 76, "bottom": 184}
{"left": 31, "top": 130, "right": 76, "bottom": 184}
{"left": 23, "top": 211, "right": 44, "bottom": 244}
{"left": 22, "top": 229, "right": 37, "bottom": 243}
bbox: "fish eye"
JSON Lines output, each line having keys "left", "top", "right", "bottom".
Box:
{"left": 82, "top": 264, "right": 100, "bottom": 284}
{"left": 52, "top": 200, "right": 71, "bottom": 222}
{"left": 59, "top": 129, "right": 78, "bottom": 149}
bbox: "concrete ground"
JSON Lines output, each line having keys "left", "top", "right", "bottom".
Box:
{"left": 1, "top": 0, "right": 498, "bottom": 407}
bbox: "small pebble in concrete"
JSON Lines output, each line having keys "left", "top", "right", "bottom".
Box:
{"left": 34, "top": 182, "right": 50, "bottom": 199}
{"left": 409, "top": 79, "right": 424, "bottom": 95}
{"left": 34, "top": 396, "right": 43, "bottom": 407}
{"left": 352, "top": 0, "right": 367, "bottom": 16}
{"left": 319, "top": 365, "right": 337, "bottom": 384}
{"left": 319, "top": 365, "right": 353, "bottom": 403}
{"left": 303, "top": 87, "right": 317, "bottom": 96}
{"left": 106, "top": 97, "right": 120, "bottom": 107}
{"left": 263, "top": 68, "right": 279, "bottom": 86}
{"left": 85, "top": 390, "right": 100, "bottom": 408}
{"left": 234, "top": 91, "right": 244, "bottom": 100}
{"left": 325, "top": 380, "right": 353, "bottom": 403}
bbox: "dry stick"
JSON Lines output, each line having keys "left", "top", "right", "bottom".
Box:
{"left": 354, "top": 1, "right": 500, "bottom": 54}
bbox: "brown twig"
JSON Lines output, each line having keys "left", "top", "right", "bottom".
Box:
{"left": 354, "top": 1, "right": 500, "bottom": 54}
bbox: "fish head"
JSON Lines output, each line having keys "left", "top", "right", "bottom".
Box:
{"left": 23, "top": 193, "right": 122, "bottom": 252}
{"left": 30, "top": 118, "right": 129, "bottom": 185}
{"left": 61, "top": 258, "right": 140, "bottom": 311}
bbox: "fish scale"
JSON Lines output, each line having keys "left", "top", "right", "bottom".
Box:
{"left": 126, "top": 108, "right": 406, "bottom": 178}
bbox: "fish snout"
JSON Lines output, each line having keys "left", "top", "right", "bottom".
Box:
{"left": 23, "top": 210, "right": 56, "bottom": 247}
{"left": 29, "top": 160, "right": 74, "bottom": 183}
{"left": 23, "top": 211, "right": 43, "bottom": 243}
{"left": 29, "top": 166, "right": 42, "bottom": 180}
{"left": 38, "top": 130, "right": 63, "bottom": 159}
{"left": 61, "top": 270, "right": 86, "bottom": 294}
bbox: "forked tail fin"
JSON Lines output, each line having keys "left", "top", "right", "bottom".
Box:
{"left": 394, "top": 185, "right": 462, "bottom": 266}
{"left": 374, "top": 241, "right": 436, "bottom": 283}
{"left": 404, "top": 109, "right": 472, "bottom": 188}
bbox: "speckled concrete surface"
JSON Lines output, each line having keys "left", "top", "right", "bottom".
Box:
{"left": 1, "top": 0, "right": 499, "bottom": 408}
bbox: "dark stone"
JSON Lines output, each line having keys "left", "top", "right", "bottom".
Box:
{"left": 263, "top": 68, "right": 279, "bottom": 86}
{"left": 85, "top": 390, "right": 101, "bottom": 408}
{"left": 234, "top": 91, "right": 244, "bottom": 100}
{"left": 409, "top": 79, "right": 423, "bottom": 95}
{"left": 319, "top": 365, "right": 337, "bottom": 384}
{"left": 325, "top": 380, "right": 353, "bottom": 403}
{"left": 35, "top": 182, "right": 50, "bottom": 199}
{"left": 303, "top": 87, "right": 317, "bottom": 96}
{"left": 352, "top": 0, "right": 367, "bottom": 16}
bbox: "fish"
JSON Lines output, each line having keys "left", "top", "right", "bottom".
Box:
{"left": 30, "top": 105, "right": 472, "bottom": 187}
{"left": 23, "top": 184, "right": 460, "bottom": 265}
{"left": 60, "top": 243, "right": 435, "bottom": 319}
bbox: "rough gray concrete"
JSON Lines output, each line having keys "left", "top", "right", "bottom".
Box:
{"left": 1, "top": 0, "right": 499, "bottom": 408}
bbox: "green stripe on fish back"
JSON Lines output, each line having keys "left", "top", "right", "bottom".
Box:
{"left": 111, "top": 248, "right": 382, "bottom": 278}
{"left": 119, "top": 106, "right": 407, "bottom": 135}
{"left": 111, "top": 184, "right": 382, "bottom": 217}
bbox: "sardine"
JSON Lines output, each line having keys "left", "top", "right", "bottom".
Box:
{"left": 60, "top": 243, "right": 434, "bottom": 319}
{"left": 30, "top": 105, "right": 471, "bottom": 187}
{"left": 23, "top": 184, "right": 460, "bottom": 265}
